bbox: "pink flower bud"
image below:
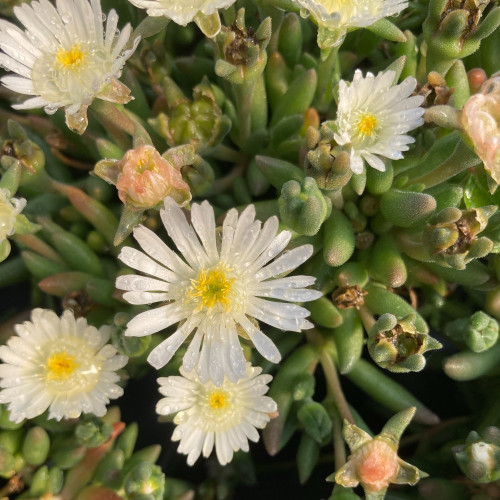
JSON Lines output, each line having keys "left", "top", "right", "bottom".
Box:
{"left": 462, "top": 76, "right": 500, "bottom": 185}
{"left": 115, "top": 146, "right": 191, "bottom": 208}
{"left": 352, "top": 439, "right": 399, "bottom": 492}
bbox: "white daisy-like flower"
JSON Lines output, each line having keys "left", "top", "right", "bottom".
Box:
{"left": 0, "top": 187, "right": 26, "bottom": 261}
{"left": 116, "top": 196, "right": 321, "bottom": 386}
{"left": 0, "top": 308, "right": 128, "bottom": 422}
{"left": 295, "top": 0, "right": 408, "bottom": 48}
{"left": 156, "top": 364, "right": 277, "bottom": 466}
{"left": 126, "top": 0, "right": 235, "bottom": 37}
{"left": 334, "top": 69, "right": 424, "bottom": 174}
{"left": 0, "top": 0, "right": 140, "bottom": 134}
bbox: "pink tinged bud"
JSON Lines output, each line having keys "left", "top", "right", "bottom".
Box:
{"left": 353, "top": 440, "right": 399, "bottom": 492}
{"left": 462, "top": 76, "right": 500, "bottom": 184}
{"left": 115, "top": 146, "right": 191, "bottom": 208}
{"left": 467, "top": 68, "right": 487, "bottom": 94}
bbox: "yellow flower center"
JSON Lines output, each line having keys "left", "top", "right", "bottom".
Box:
{"left": 46, "top": 351, "right": 78, "bottom": 381}
{"left": 188, "top": 265, "right": 234, "bottom": 312}
{"left": 208, "top": 390, "right": 229, "bottom": 410}
{"left": 357, "top": 113, "right": 378, "bottom": 136}
{"left": 137, "top": 151, "right": 159, "bottom": 174}
{"left": 55, "top": 43, "right": 86, "bottom": 70}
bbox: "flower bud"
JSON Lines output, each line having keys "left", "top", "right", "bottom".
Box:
{"left": 467, "top": 68, "right": 488, "bottom": 94}
{"left": 124, "top": 462, "right": 165, "bottom": 500}
{"left": 1, "top": 120, "right": 45, "bottom": 184}
{"left": 305, "top": 123, "right": 352, "bottom": 190}
{"left": 423, "top": 206, "right": 495, "bottom": 269}
{"left": 368, "top": 313, "right": 442, "bottom": 373}
{"left": 96, "top": 145, "right": 192, "bottom": 210}
{"left": 215, "top": 10, "right": 271, "bottom": 84}
{"left": 334, "top": 408, "right": 426, "bottom": 496}
{"left": 453, "top": 427, "right": 500, "bottom": 483}
{"left": 445, "top": 311, "right": 499, "bottom": 352}
{"left": 75, "top": 417, "right": 113, "bottom": 448}
{"left": 0, "top": 187, "right": 26, "bottom": 263}
{"left": 279, "top": 177, "right": 330, "bottom": 236}
{"left": 423, "top": 0, "right": 500, "bottom": 73}
{"left": 149, "top": 77, "right": 231, "bottom": 154}
{"left": 462, "top": 76, "right": 500, "bottom": 189}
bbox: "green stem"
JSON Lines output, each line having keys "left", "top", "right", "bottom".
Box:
{"left": 315, "top": 45, "right": 340, "bottom": 112}
{"left": 209, "top": 144, "right": 248, "bottom": 164}
{"left": 330, "top": 405, "right": 346, "bottom": 470}
{"left": 233, "top": 80, "right": 257, "bottom": 147}
{"left": 90, "top": 101, "right": 135, "bottom": 151}
{"left": 320, "top": 348, "right": 355, "bottom": 425}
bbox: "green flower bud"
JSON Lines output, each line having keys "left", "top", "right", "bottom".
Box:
{"left": 149, "top": 77, "right": 231, "bottom": 154}
{"left": 1, "top": 120, "right": 45, "bottom": 185}
{"left": 445, "top": 311, "right": 499, "bottom": 352}
{"left": 423, "top": 0, "right": 500, "bottom": 74}
{"left": 215, "top": 9, "right": 271, "bottom": 84}
{"left": 453, "top": 427, "right": 500, "bottom": 483}
{"left": 423, "top": 206, "right": 496, "bottom": 269}
{"left": 368, "top": 313, "right": 442, "bottom": 373}
{"left": 125, "top": 463, "right": 165, "bottom": 500}
{"left": 75, "top": 417, "right": 113, "bottom": 448}
{"left": 305, "top": 123, "right": 352, "bottom": 190}
{"left": 297, "top": 433, "right": 320, "bottom": 484}
{"left": 22, "top": 426, "right": 50, "bottom": 466}
{"left": 279, "top": 177, "right": 330, "bottom": 236}
{"left": 297, "top": 401, "right": 332, "bottom": 444}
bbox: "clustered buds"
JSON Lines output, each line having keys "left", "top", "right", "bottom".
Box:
{"left": 305, "top": 124, "right": 352, "bottom": 190}
{"left": 445, "top": 311, "right": 499, "bottom": 352}
{"left": 150, "top": 77, "right": 231, "bottom": 154}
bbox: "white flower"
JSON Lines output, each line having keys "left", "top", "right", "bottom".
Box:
{"left": 0, "top": 187, "right": 26, "bottom": 261}
{"left": 0, "top": 308, "right": 128, "bottom": 422}
{"left": 116, "top": 196, "right": 321, "bottom": 386}
{"left": 156, "top": 364, "right": 277, "bottom": 466}
{"left": 334, "top": 69, "right": 424, "bottom": 174}
{"left": 0, "top": 0, "right": 140, "bottom": 133}
{"left": 126, "top": 0, "right": 236, "bottom": 27}
{"left": 295, "top": 0, "right": 408, "bottom": 48}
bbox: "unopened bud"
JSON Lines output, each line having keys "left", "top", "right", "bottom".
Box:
{"left": 279, "top": 177, "right": 330, "bottom": 236}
